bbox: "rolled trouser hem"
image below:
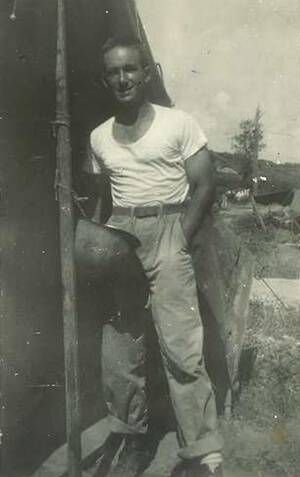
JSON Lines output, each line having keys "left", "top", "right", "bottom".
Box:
{"left": 178, "top": 432, "right": 223, "bottom": 460}
{"left": 108, "top": 415, "right": 148, "bottom": 435}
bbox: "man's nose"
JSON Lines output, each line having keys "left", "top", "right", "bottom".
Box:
{"left": 119, "top": 69, "right": 127, "bottom": 83}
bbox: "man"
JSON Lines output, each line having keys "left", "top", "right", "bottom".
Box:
{"left": 84, "top": 36, "right": 223, "bottom": 477}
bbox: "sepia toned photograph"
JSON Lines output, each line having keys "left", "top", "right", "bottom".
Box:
{"left": 1, "top": 1, "right": 300, "bottom": 476}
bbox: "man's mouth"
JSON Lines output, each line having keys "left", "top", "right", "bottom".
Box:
{"left": 117, "top": 85, "right": 135, "bottom": 96}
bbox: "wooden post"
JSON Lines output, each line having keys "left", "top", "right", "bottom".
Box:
{"left": 55, "top": 1, "right": 81, "bottom": 476}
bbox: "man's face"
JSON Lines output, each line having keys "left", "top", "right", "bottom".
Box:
{"left": 103, "top": 46, "right": 150, "bottom": 106}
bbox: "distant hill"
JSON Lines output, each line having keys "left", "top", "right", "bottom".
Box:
{"left": 211, "top": 151, "right": 300, "bottom": 192}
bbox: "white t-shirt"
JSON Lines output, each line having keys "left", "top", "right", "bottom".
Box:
{"left": 86, "top": 104, "right": 207, "bottom": 207}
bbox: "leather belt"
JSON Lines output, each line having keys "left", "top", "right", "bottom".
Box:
{"left": 112, "top": 202, "right": 187, "bottom": 218}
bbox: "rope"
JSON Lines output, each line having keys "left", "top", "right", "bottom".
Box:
{"left": 51, "top": 118, "right": 70, "bottom": 137}
{"left": 54, "top": 172, "right": 88, "bottom": 219}
{"left": 52, "top": 109, "right": 87, "bottom": 218}
{"left": 259, "top": 276, "right": 289, "bottom": 310}
{"left": 255, "top": 239, "right": 295, "bottom": 310}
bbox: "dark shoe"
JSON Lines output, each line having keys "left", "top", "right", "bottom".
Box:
{"left": 107, "top": 435, "right": 153, "bottom": 477}
{"left": 198, "top": 463, "right": 223, "bottom": 477}
{"left": 170, "top": 460, "right": 193, "bottom": 477}
{"left": 170, "top": 460, "right": 223, "bottom": 477}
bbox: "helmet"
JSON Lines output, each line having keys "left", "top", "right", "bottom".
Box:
{"left": 75, "top": 219, "right": 148, "bottom": 307}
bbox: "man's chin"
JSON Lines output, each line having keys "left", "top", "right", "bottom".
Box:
{"left": 116, "top": 95, "right": 135, "bottom": 103}
{"left": 114, "top": 95, "right": 142, "bottom": 107}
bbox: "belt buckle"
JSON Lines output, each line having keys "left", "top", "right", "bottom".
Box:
{"left": 131, "top": 206, "right": 152, "bottom": 218}
{"left": 157, "top": 203, "right": 164, "bottom": 218}
{"left": 135, "top": 203, "right": 164, "bottom": 218}
{"left": 149, "top": 203, "right": 163, "bottom": 218}
{"left": 137, "top": 207, "right": 153, "bottom": 218}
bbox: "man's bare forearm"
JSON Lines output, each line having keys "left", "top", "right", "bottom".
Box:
{"left": 180, "top": 181, "right": 215, "bottom": 244}
{"left": 180, "top": 148, "right": 216, "bottom": 245}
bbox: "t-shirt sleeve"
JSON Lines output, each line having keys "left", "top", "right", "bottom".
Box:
{"left": 82, "top": 134, "right": 104, "bottom": 175}
{"left": 177, "top": 111, "right": 208, "bottom": 160}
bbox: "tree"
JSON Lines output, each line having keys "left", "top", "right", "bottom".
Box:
{"left": 232, "top": 106, "right": 267, "bottom": 230}
{"left": 232, "top": 106, "right": 266, "bottom": 193}
{"left": 232, "top": 107, "right": 265, "bottom": 157}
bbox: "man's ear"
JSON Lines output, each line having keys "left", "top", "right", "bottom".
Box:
{"left": 143, "top": 64, "right": 151, "bottom": 83}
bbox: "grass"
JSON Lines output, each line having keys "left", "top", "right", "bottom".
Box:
{"left": 222, "top": 300, "right": 300, "bottom": 477}
{"left": 220, "top": 204, "right": 300, "bottom": 476}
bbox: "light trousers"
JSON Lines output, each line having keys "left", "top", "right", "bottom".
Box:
{"left": 102, "top": 212, "right": 223, "bottom": 459}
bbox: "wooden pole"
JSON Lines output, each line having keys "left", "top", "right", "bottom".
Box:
{"left": 55, "top": 1, "right": 81, "bottom": 476}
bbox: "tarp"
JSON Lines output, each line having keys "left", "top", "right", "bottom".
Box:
{"left": 192, "top": 213, "right": 254, "bottom": 411}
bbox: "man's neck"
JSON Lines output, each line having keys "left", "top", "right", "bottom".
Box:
{"left": 115, "top": 101, "right": 153, "bottom": 127}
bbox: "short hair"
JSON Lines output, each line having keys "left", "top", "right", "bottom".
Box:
{"left": 101, "top": 36, "right": 148, "bottom": 68}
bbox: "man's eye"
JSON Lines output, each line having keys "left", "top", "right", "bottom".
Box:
{"left": 105, "top": 65, "right": 139, "bottom": 79}
{"left": 124, "top": 66, "right": 138, "bottom": 72}
{"left": 106, "top": 70, "right": 119, "bottom": 78}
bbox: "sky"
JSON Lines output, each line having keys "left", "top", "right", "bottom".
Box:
{"left": 138, "top": 0, "right": 300, "bottom": 163}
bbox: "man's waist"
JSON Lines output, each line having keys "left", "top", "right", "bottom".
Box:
{"left": 112, "top": 202, "right": 188, "bottom": 218}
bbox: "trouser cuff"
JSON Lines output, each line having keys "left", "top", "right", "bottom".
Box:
{"left": 178, "top": 432, "right": 223, "bottom": 460}
{"left": 108, "top": 415, "right": 148, "bottom": 435}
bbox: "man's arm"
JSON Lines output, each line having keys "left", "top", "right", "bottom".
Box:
{"left": 180, "top": 147, "right": 216, "bottom": 244}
